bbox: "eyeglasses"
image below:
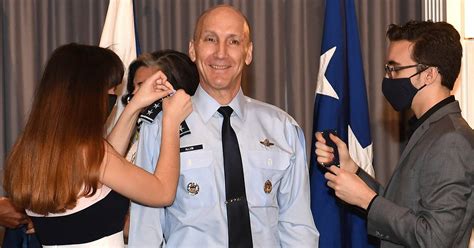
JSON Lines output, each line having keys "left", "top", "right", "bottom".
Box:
{"left": 384, "top": 64, "right": 429, "bottom": 79}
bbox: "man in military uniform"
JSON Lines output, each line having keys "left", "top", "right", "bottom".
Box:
{"left": 129, "top": 4, "right": 319, "bottom": 247}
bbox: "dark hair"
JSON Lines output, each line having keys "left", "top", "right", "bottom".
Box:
{"left": 122, "top": 53, "right": 156, "bottom": 103}
{"left": 122, "top": 50, "right": 199, "bottom": 105}
{"left": 386, "top": 20, "right": 462, "bottom": 90}
{"left": 4, "top": 43, "right": 124, "bottom": 214}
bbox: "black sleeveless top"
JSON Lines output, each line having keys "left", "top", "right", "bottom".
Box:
{"left": 30, "top": 190, "right": 129, "bottom": 245}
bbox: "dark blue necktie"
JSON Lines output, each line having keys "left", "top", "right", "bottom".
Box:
{"left": 218, "top": 106, "right": 253, "bottom": 248}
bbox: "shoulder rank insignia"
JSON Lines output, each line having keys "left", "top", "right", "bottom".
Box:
{"left": 260, "top": 139, "right": 274, "bottom": 147}
{"left": 179, "top": 121, "right": 191, "bottom": 138}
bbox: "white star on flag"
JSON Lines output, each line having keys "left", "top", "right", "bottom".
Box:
{"left": 315, "top": 46, "right": 339, "bottom": 100}
{"left": 314, "top": 45, "right": 374, "bottom": 176}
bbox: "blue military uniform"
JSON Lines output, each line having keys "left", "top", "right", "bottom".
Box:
{"left": 129, "top": 85, "right": 319, "bottom": 247}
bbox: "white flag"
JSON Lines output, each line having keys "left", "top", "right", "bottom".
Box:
{"left": 99, "top": 0, "right": 137, "bottom": 131}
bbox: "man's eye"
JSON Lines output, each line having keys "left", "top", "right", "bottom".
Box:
{"left": 229, "top": 39, "right": 240, "bottom": 45}
{"left": 204, "top": 37, "right": 216, "bottom": 42}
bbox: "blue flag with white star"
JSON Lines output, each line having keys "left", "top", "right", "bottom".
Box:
{"left": 309, "top": 0, "right": 377, "bottom": 247}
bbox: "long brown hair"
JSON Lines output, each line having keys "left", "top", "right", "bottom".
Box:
{"left": 4, "top": 43, "right": 124, "bottom": 215}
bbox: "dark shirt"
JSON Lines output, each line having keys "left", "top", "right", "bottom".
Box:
{"left": 407, "top": 96, "right": 455, "bottom": 138}
{"left": 30, "top": 190, "right": 128, "bottom": 245}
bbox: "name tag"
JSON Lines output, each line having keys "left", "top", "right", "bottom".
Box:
{"left": 180, "top": 144, "right": 203, "bottom": 153}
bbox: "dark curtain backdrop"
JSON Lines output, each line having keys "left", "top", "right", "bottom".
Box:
{"left": 0, "top": 0, "right": 420, "bottom": 194}
{"left": 355, "top": 0, "right": 421, "bottom": 184}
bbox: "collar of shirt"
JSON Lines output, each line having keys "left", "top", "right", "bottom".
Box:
{"left": 407, "top": 95, "right": 455, "bottom": 137}
{"left": 193, "top": 85, "right": 247, "bottom": 123}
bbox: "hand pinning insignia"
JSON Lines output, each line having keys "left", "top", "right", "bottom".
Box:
{"left": 260, "top": 139, "right": 274, "bottom": 147}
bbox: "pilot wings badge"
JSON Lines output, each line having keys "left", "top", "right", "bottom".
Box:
{"left": 259, "top": 139, "right": 274, "bottom": 148}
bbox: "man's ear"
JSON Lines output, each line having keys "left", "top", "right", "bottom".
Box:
{"left": 189, "top": 41, "right": 196, "bottom": 62}
{"left": 245, "top": 42, "right": 253, "bottom": 65}
{"left": 424, "top": 66, "right": 440, "bottom": 85}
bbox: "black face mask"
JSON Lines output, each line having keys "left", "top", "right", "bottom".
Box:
{"left": 107, "top": 94, "right": 118, "bottom": 116}
{"left": 382, "top": 75, "right": 426, "bottom": 112}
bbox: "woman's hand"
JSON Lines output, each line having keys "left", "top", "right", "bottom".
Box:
{"left": 128, "top": 70, "right": 175, "bottom": 110}
{"left": 314, "top": 132, "right": 358, "bottom": 174}
{"left": 162, "top": 90, "right": 192, "bottom": 127}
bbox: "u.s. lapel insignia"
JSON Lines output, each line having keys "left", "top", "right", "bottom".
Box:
{"left": 187, "top": 182, "right": 199, "bottom": 195}
{"left": 260, "top": 139, "right": 274, "bottom": 148}
{"left": 264, "top": 180, "right": 272, "bottom": 194}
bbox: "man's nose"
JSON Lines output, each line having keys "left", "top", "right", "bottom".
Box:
{"left": 215, "top": 41, "right": 227, "bottom": 58}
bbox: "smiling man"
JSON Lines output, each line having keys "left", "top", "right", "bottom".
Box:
{"left": 128, "top": 4, "right": 318, "bottom": 248}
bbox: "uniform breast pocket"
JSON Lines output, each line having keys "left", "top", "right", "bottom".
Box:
{"left": 176, "top": 150, "right": 217, "bottom": 208}
{"left": 245, "top": 150, "right": 290, "bottom": 207}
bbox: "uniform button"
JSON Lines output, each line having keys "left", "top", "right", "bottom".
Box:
{"left": 267, "top": 158, "right": 273, "bottom": 166}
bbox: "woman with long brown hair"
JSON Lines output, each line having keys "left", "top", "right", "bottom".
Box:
{"left": 3, "top": 43, "right": 192, "bottom": 246}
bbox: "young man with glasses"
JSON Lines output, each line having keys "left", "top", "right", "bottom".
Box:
{"left": 315, "top": 20, "right": 474, "bottom": 247}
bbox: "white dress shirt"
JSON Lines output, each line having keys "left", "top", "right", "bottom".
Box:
{"left": 129, "top": 86, "right": 319, "bottom": 247}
